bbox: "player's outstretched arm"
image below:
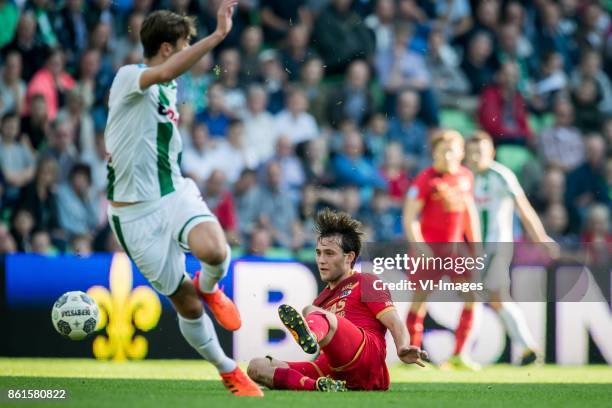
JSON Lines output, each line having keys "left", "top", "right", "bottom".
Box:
{"left": 140, "top": 0, "right": 237, "bottom": 89}
{"left": 378, "top": 309, "right": 428, "bottom": 367}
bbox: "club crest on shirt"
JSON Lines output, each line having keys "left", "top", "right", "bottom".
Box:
{"left": 339, "top": 289, "right": 352, "bottom": 298}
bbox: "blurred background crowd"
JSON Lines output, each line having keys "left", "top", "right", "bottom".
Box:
{"left": 0, "top": 0, "right": 610, "bottom": 259}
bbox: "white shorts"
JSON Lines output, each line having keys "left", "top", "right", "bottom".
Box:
{"left": 482, "top": 244, "right": 514, "bottom": 291}
{"left": 107, "top": 179, "right": 216, "bottom": 296}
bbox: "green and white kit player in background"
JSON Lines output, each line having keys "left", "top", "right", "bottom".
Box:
{"left": 464, "top": 131, "right": 560, "bottom": 366}
{"left": 104, "top": 0, "right": 262, "bottom": 396}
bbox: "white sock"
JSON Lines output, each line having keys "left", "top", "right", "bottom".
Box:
{"left": 198, "top": 244, "right": 231, "bottom": 293}
{"left": 178, "top": 312, "right": 236, "bottom": 373}
{"left": 498, "top": 303, "right": 537, "bottom": 350}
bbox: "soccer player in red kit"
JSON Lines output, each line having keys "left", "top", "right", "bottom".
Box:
{"left": 402, "top": 129, "right": 482, "bottom": 370}
{"left": 247, "top": 209, "right": 428, "bottom": 391}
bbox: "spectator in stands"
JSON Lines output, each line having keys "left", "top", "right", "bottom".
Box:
{"left": 72, "top": 233, "right": 92, "bottom": 256}
{"left": 495, "top": 22, "right": 531, "bottom": 93}
{"left": 571, "top": 50, "right": 612, "bottom": 115}
{"left": 112, "top": 12, "right": 144, "bottom": 69}
{"left": 260, "top": 0, "right": 312, "bottom": 45}
{"left": 461, "top": 30, "right": 496, "bottom": 95}
{"left": 234, "top": 168, "right": 259, "bottom": 240}
{"left": 539, "top": 98, "right": 585, "bottom": 172}
{"left": 253, "top": 160, "right": 297, "bottom": 248}
{"left": 327, "top": 59, "right": 375, "bottom": 128}
{"left": 301, "top": 137, "right": 332, "bottom": 186}
{"left": 239, "top": 25, "right": 263, "bottom": 83}
{"left": 274, "top": 86, "right": 319, "bottom": 145}
{"left": 17, "top": 156, "right": 61, "bottom": 238}
{"left": 53, "top": 0, "right": 89, "bottom": 69}
{"left": 380, "top": 142, "right": 410, "bottom": 206}
{"left": 218, "top": 48, "right": 247, "bottom": 113}
{"left": 10, "top": 208, "right": 35, "bottom": 252}
{"left": 581, "top": 203, "right": 611, "bottom": 244}
{"left": 331, "top": 129, "right": 387, "bottom": 200}
{"left": 535, "top": 1, "right": 574, "bottom": 72}
{"left": 376, "top": 22, "right": 438, "bottom": 124}
{"left": 20, "top": 94, "right": 48, "bottom": 151}
{"left": 203, "top": 170, "right": 239, "bottom": 245}
{"left": 280, "top": 24, "right": 313, "bottom": 82}
{"left": 57, "top": 163, "right": 98, "bottom": 238}
{"left": 365, "top": 188, "right": 400, "bottom": 241}
{"left": 0, "top": 222, "right": 16, "bottom": 254}
{"left": 182, "top": 122, "right": 214, "bottom": 186}
{"left": 241, "top": 85, "right": 277, "bottom": 166}
{"left": 81, "top": 132, "right": 108, "bottom": 197}
{"left": 25, "top": 49, "right": 75, "bottom": 121}
{"left": 0, "top": 51, "right": 26, "bottom": 116}
{"left": 208, "top": 119, "right": 256, "bottom": 183}
{"left": 299, "top": 56, "right": 328, "bottom": 126}
{"left": 387, "top": 89, "right": 429, "bottom": 173}
{"left": 565, "top": 133, "right": 608, "bottom": 231}
{"left": 30, "top": 229, "right": 53, "bottom": 255}
{"left": 57, "top": 88, "right": 95, "bottom": 158}
{"left": 179, "top": 53, "right": 213, "bottom": 114}
{"left": 259, "top": 50, "right": 287, "bottom": 114}
{"left": 456, "top": 0, "right": 499, "bottom": 47}
{"left": 2, "top": 11, "right": 47, "bottom": 82}
{"left": 543, "top": 203, "right": 577, "bottom": 245}
{"left": 245, "top": 227, "right": 273, "bottom": 257}
{"left": 532, "top": 167, "right": 566, "bottom": 214}
{"left": 267, "top": 135, "right": 305, "bottom": 203}
{"left": 196, "top": 82, "right": 231, "bottom": 138}
{"left": 0, "top": 0, "right": 19, "bottom": 49}
{"left": 312, "top": 0, "right": 375, "bottom": 75}
{"left": 364, "top": 0, "right": 395, "bottom": 54}
{"left": 572, "top": 77, "right": 605, "bottom": 132}
{"left": 478, "top": 61, "right": 533, "bottom": 146}
{"left": 26, "top": 0, "right": 58, "bottom": 48}
{"left": 41, "top": 120, "right": 78, "bottom": 183}
{"left": 86, "top": 22, "right": 115, "bottom": 107}
{"left": 426, "top": 25, "right": 470, "bottom": 109}
{"left": 0, "top": 112, "right": 34, "bottom": 206}
{"left": 531, "top": 51, "right": 568, "bottom": 113}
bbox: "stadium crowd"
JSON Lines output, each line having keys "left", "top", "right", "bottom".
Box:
{"left": 0, "top": 0, "right": 610, "bottom": 257}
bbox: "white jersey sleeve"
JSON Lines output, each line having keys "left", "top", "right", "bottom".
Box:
{"left": 109, "top": 65, "right": 147, "bottom": 105}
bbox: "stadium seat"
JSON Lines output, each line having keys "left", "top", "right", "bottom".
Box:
{"left": 440, "top": 109, "right": 477, "bottom": 136}
{"left": 495, "top": 145, "right": 534, "bottom": 181}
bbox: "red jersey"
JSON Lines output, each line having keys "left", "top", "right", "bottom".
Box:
{"left": 408, "top": 166, "right": 473, "bottom": 242}
{"left": 313, "top": 272, "right": 394, "bottom": 348}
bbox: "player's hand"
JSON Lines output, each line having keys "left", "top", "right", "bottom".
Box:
{"left": 215, "top": 0, "right": 238, "bottom": 38}
{"left": 398, "top": 345, "right": 429, "bottom": 367}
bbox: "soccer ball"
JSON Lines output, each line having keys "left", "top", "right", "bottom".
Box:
{"left": 51, "top": 291, "right": 99, "bottom": 340}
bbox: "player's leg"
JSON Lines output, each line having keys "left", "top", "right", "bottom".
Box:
{"left": 489, "top": 292, "right": 539, "bottom": 365}
{"left": 169, "top": 277, "right": 263, "bottom": 396}
{"left": 406, "top": 291, "right": 428, "bottom": 348}
{"left": 175, "top": 181, "right": 240, "bottom": 331}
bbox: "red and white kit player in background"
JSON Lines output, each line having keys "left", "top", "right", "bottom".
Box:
{"left": 104, "top": 0, "right": 262, "bottom": 396}
{"left": 402, "top": 129, "right": 483, "bottom": 370}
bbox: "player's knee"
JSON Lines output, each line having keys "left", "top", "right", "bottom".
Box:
{"left": 192, "top": 240, "right": 226, "bottom": 265}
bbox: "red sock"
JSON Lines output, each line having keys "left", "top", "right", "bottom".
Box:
{"left": 305, "top": 312, "right": 330, "bottom": 342}
{"left": 407, "top": 311, "right": 424, "bottom": 348}
{"left": 273, "top": 368, "right": 316, "bottom": 391}
{"left": 453, "top": 307, "right": 474, "bottom": 355}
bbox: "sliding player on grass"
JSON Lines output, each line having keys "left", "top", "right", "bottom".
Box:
{"left": 104, "top": 1, "right": 262, "bottom": 396}
{"left": 247, "top": 209, "right": 428, "bottom": 391}
{"left": 465, "top": 131, "right": 559, "bottom": 365}
{"left": 402, "top": 129, "right": 482, "bottom": 370}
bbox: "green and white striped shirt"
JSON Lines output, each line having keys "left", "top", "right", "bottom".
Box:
{"left": 104, "top": 64, "right": 184, "bottom": 202}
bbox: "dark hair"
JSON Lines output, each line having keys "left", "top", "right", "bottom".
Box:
{"left": 1, "top": 111, "right": 18, "bottom": 125}
{"left": 69, "top": 163, "right": 92, "bottom": 184}
{"left": 314, "top": 208, "right": 363, "bottom": 267}
{"left": 140, "top": 10, "right": 196, "bottom": 58}
{"left": 467, "top": 130, "right": 494, "bottom": 145}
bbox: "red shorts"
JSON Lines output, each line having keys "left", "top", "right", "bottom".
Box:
{"left": 287, "top": 315, "right": 389, "bottom": 390}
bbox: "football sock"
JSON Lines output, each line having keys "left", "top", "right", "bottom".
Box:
{"left": 406, "top": 311, "right": 425, "bottom": 348}
{"left": 453, "top": 307, "right": 474, "bottom": 355}
{"left": 178, "top": 312, "right": 236, "bottom": 373}
{"left": 198, "top": 244, "right": 231, "bottom": 293}
{"left": 305, "top": 312, "right": 330, "bottom": 342}
{"left": 272, "top": 368, "right": 316, "bottom": 391}
{"left": 498, "top": 302, "right": 537, "bottom": 350}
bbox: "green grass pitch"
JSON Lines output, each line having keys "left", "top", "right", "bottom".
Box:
{"left": 1, "top": 358, "right": 611, "bottom": 407}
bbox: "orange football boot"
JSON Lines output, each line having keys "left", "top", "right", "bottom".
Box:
{"left": 220, "top": 367, "right": 264, "bottom": 397}
{"left": 193, "top": 271, "right": 242, "bottom": 331}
